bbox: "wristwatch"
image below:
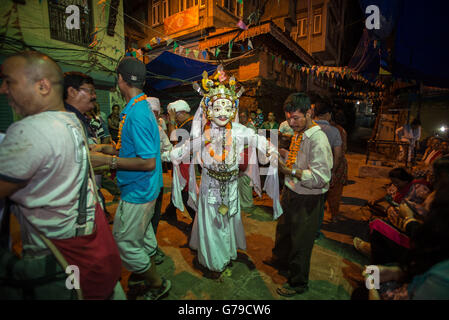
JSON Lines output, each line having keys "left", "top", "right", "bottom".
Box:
{"left": 291, "top": 168, "right": 296, "bottom": 177}
{"left": 111, "top": 155, "right": 118, "bottom": 170}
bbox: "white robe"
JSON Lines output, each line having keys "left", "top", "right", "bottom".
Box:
{"left": 170, "top": 122, "right": 282, "bottom": 272}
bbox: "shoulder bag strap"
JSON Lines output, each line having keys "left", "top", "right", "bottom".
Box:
{"left": 75, "top": 120, "right": 103, "bottom": 235}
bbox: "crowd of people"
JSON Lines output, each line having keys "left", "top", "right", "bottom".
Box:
{"left": 355, "top": 136, "right": 449, "bottom": 299}
{"left": 0, "top": 50, "right": 447, "bottom": 300}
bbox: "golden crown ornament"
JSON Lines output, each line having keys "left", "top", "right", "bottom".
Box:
{"left": 192, "top": 65, "right": 245, "bottom": 117}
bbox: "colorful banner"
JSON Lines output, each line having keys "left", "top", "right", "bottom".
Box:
{"left": 164, "top": 6, "right": 199, "bottom": 35}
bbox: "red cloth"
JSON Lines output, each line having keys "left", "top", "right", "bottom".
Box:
{"left": 429, "top": 151, "right": 442, "bottom": 164}
{"left": 180, "top": 163, "right": 190, "bottom": 192}
{"left": 393, "top": 179, "right": 430, "bottom": 204}
{"left": 50, "top": 203, "right": 122, "bottom": 299}
{"left": 370, "top": 219, "right": 410, "bottom": 249}
{"left": 239, "top": 146, "right": 249, "bottom": 172}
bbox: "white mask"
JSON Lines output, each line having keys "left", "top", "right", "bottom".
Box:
{"left": 210, "top": 98, "right": 235, "bottom": 127}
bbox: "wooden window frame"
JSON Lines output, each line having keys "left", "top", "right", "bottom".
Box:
{"left": 48, "top": 0, "right": 93, "bottom": 47}
{"left": 313, "top": 13, "right": 322, "bottom": 34}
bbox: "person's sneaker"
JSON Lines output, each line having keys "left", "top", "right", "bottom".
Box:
{"left": 141, "top": 278, "right": 171, "bottom": 300}
{"left": 353, "top": 237, "right": 372, "bottom": 258}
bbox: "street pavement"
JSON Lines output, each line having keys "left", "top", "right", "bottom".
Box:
{"left": 103, "top": 152, "right": 390, "bottom": 300}
{"left": 8, "top": 151, "right": 389, "bottom": 300}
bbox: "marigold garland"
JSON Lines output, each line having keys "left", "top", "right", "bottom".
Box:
{"left": 176, "top": 116, "right": 194, "bottom": 129}
{"left": 204, "top": 121, "right": 232, "bottom": 162}
{"left": 116, "top": 94, "right": 148, "bottom": 151}
{"left": 285, "top": 121, "right": 318, "bottom": 168}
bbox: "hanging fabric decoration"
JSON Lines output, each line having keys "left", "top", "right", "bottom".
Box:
{"left": 215, "top": 47, "right": 221, "bottom": 57}
{"left": 237, "top": 20, "right": 248, "bottom": 30}
{"left": 178, "top": 46, "right": 184, "bottom": 55}
{"left": 227, "top": 41, "right": 233, "bottom": 58}
{"left": 146, "top": 44, "right": 152, "bottom": 50}
{"left": 202, "top": 50, "right": 207, "bottom": 59}
{"left": 185, "top": 48, "right": 190, "bottom": 57}
{"left": 248, "top": 39, "right": 253, "bottom": 50}
{"left": 166, "top": 38, "right": 174, "bottom": 46}
{"left": 194, "top": 49, "right": 199, "bottom": 58}
{"left": 156, "top": 37, "right": 161, "bottom": 44}
{"left": 173, "top": 41, "right": 179, "bottom": 52}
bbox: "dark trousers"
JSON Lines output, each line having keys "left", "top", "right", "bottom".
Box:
{"left": 151, "top": 187, "right": 164, "bottom": 234}
{"left": 273, "top": 187, "right": 325, "bottom": 291}
{"left": 370, "top": 228, "right": 409, "bottom": 265}
{"left": 164, "top": 190, "right": 196, "bottom": 222}
{"left": 316, "top": 191, "right": 328, "bottom": 238}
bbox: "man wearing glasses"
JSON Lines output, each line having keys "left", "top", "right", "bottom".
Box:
{"left": 63, "top": 71, "right": 97, "bottom": 141}
{"left": 63, "top": 72, "right": 113, "bottom": 223}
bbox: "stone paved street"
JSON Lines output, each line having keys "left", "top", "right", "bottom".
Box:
{"left": 101, "top": 152, "right": 389, "bottom": 300}
{"left": 8, "top": 152, "right": 388, "bottom": 300}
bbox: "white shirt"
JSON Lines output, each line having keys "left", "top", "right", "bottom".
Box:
{"left": 159, "top": 125, "right": 173, "bottom": 162}
{"left": 284, "top": 125, "right": 333, "bottom": 195}
{"left": 0, "top": 112, "right": 96, "bottom": 257}
{"left": 159, "top": 117, "right": 167, "bottom": 132}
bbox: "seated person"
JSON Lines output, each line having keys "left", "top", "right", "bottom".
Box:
{"left": 367, "top": 167, "right": 429, "bottom": 217}
{"left": 358, "top": 180, "right": 449, "bottom": 300}
{"left": 356, "top": 167, "right": 433, "bottom": 264}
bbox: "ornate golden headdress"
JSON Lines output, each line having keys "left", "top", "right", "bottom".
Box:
{"left": 192, "top": 65, "right": 245, "bottom": 114}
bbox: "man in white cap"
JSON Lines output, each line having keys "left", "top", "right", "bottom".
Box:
{"left": 147, "top": 97, "right": 172, "bottom": 264}
{"left": 163, "top": 100, "right": 196, "bottom": 228}
{"left": 147, "top": 97, "right": 167, "bottom": 132}
{"left": 167, "top": 99, "right": 192, "bottom": 141}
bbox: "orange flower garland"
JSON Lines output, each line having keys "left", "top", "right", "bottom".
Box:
{"left": 116, "top": 94, "right": 148, "bottom": 151}
{"left": 176, "top": 116, "right": 194, "bottom": 129}
{"left": 204, "top": 122, "right": 232, "bottom": 162}
{"left": 285, "top": 121, "right": 318, "bottom": 168}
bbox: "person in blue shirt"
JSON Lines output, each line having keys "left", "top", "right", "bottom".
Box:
{"left": 90, "top": 57, "right": 170, "bottom": 300}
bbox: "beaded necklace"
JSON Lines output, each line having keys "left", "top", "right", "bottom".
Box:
{"left": 116, "top": 94, "right": 148, "bottom": 151}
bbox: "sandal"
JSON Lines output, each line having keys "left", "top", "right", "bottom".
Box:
{"left": 276, "top": 284, "right": 297, "bottom": 297}
{"left": 353, "top": 237, "right": 372, "bottom": 257}
{"left": 142, "top": 278, "right": 171, "bottom": 300}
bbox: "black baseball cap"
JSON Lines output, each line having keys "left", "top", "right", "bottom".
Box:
{"left": 116, "top": 57, "right": 146, "bottom": 87}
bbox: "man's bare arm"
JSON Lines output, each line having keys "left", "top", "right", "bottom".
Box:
{"left": 90, "top": 152, "right": 156, "bottom": 171}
